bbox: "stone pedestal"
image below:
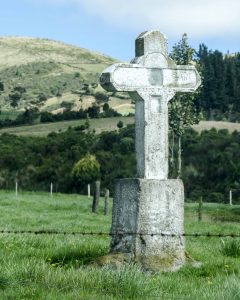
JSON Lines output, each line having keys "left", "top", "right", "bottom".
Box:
{"left": 110, "top": 178, "right": 185, "bottom": 272}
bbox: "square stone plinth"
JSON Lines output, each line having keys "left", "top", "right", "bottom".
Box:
{"left": 110, "top": 178, "right": 185, "bottom": 271}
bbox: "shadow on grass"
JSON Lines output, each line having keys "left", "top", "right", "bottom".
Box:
{"left": 46, "top": 244, "right": 108, "bottom": 268}
{"left": 0, "top": 276, "right": 9, "bottom": 290}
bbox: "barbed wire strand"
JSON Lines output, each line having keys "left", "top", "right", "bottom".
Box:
{"left": 0, "top": 229, "right": 239, "bottom": 238}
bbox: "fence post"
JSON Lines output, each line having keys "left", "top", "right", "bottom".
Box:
{"left": 104, "top": 189, "right": 110, "bottom": 215}
{"left": 15, "top": 181, "right": 18, "bottom": 197}
{"left": 92, "top": 180, "right": 100, "bottom": 213}
{"left": 50, "top": 183, "right": 53, "bottom": 197}
{"left": 88, "top": 184, "right": 91, "bottom": 198}
{"left": 198, "top": 196, "right": 203, "bottom": 222}
{"left": 229, "top": 190, "right": 232, "bottom": 206}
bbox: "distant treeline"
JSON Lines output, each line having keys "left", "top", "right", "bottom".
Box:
{"left": 196, "top": 47, "right": 240, "bottom": 121}
{"left": 0, "top": 125, "right": 239, "bottom": 203}
{"left": 0, "top": 103, "right": 121, "bottom": 128}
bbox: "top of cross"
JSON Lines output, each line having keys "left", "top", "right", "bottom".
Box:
{"left": 132, "top": 30, "right": 175, "bottom": 70}
{"left": 99, "top": 30, "right": 201, "bottom": 180}
{"left": 135, "top": 30, "right": 168, "bottom": 57}
{"left": 100, "top": 30, "right": 201, "bottom": 97}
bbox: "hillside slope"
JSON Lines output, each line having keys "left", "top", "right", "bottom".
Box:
{"left": 0, "top": 37, "right": 133, "bottom": 114}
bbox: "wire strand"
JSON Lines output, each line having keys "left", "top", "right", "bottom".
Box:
{"left": 0, "top": 229, "right": 239, "bottom": 238}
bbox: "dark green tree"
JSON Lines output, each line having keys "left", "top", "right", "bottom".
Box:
{"left": 0, "top": 81, "right": 4, "bottom": 92}
{"left": 9, "top": 92, "right": 21, "bottom": 109}
{"left": 117, "top": 120, "right": 124, "bottom": 129}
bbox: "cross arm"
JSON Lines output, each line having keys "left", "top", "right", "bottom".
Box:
{"left": 100, "top": 63, "right": 201, "bottom": 93}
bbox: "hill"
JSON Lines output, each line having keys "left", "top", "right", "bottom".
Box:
{"left": 0, "top": 37, "right": 134, "bottom": 115}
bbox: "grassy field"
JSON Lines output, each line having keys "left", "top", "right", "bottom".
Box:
{"left": 0, "top": 190, "right": 239, "bottom": 299}
{"left": 1, "top": 117, "right": 240, "bottom": 136}
{"left": 0, "top": 117, "right": 134, "bottom": 136}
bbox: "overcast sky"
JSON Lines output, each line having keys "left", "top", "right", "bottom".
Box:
{"left": 1, "top": 0, "right": 239, "bottom": 60}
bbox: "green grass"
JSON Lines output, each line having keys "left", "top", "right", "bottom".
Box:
{"left": 0, "top": 190, "right": 239, "bottom": 299}
{"left": 0, "top": 110, "right": 20, "bottom": 121}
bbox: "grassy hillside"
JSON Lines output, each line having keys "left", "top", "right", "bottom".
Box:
{"left": 0, "top": 37, "right": 133, "bottom": 114}
{"left": 0, "top": 190, "right": 239, "bottom": 299}
{"left": 0, "top": 117, "right": 240, "bottom": 136}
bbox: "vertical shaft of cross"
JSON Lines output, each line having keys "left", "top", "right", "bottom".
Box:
{"left": 135, "top": 92, "right": 170, "bottom": 180}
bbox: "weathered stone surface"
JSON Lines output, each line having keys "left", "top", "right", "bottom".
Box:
{"left": 100, "top": 30, "right": 201, "bottom": 180}
{"left": 100, "top": 64, "right": 200, "bottom": 93}
{"left": 99, "top": 30, "right": 201, "bottom": 272}
{"left": 110, "top": 178, "right": 185, "bottom": 272}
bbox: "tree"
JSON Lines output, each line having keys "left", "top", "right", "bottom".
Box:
{"left": 169, "top": 33, "right": 201, "bottom": 178}
{"left": 95, "top": 92, "right": 109, "bottom": 102}
{"left": 9, "top": 92, "right": 21, "bottom": 109}
{"left": 117, "top": 120, "right": 124, "bottom": 129}
{"left": 38, "top": 93, "right": 48, "bottom": 102}
{"left": 0, "top": 81, "right": 4, "bottom": 92}
{"left": 103, "top": 102, "right": 110, "bottom": 113}
{"left": 16, "top": 107, "right": 39, "bottom": 124}
{"left": 72, "top": 154, "right": 100, "bottom": 186}
{"left": 87, "top": 105, "right": 100, "bottom": 118}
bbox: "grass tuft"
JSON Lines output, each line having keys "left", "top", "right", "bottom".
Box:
{"left": 220, "top": 239, "right": 240, "bottom": 258}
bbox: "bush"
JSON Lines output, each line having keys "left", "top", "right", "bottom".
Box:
{"left": 95, "top": 92, "right": 109, "bottom": 102}
{"left": 72, "top": 154, "right": 100, "bottom": 186}
{"left": 207, "top": 192, "right": 225, "bottom": 203}
{"left": 38, "top": 93, "right": 48, "bottom": 102}
{"left": 117, "top": 121, "right": 124, "bottom": 129}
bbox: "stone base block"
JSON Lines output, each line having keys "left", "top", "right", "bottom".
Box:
{"left": 110, "top": 178, "right": 185, "bottom": 272}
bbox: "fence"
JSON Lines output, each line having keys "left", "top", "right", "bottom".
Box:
{"left": 0, "top": 229, "right": 239, "bottom": 238}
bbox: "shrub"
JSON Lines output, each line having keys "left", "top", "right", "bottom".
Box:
{"left": 72, "top": 154, "right": 100, "bottom": 185}
{"left": 95, "top": 92, "right": 109, "bottom": 102}
{"left": 117, "top": 121, "right": 124, "bottom": 129}
{"left": 208, "top": 192, "right": 225, "bottom": 203}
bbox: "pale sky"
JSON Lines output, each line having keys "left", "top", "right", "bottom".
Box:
{"left": 1, "top": 0, "right": 239, "bottom": 60}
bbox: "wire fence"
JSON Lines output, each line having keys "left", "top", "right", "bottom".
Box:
{"left": 0, "top": 229, "right": 239, "bottom": 238}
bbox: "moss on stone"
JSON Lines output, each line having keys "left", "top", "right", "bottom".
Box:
{"left": 94, "top": 252, "right": 185, "bottom": 272}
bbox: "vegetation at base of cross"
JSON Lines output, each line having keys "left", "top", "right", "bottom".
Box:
{"left": 0, "top": 191, "right": 239, "bottom": 299}
{"left": 0, "top": 125, "right": 239, "bottom": 203}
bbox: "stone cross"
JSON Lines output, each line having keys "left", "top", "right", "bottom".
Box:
{"left": 99, "top": 30, "right": 201, "bottom": 272}
{"left": 100, "top": 30, "right": 201, "bottom": 180}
